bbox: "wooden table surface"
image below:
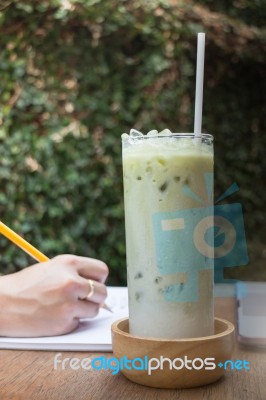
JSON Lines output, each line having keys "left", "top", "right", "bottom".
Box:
{"left": 0, "top": 297, "right": 265, "bottom": 400}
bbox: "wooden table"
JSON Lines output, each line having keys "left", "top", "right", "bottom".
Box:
{"left": 0, "top": 297, "right": 265, "bottom": 400}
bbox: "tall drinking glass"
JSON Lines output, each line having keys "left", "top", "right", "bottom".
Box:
{"left": 122, "top": 132, "right": 214, "bottom": 339}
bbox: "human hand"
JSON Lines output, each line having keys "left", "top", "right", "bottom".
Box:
{"left": 0, "top": 254, "right": 109, "bottom": 337}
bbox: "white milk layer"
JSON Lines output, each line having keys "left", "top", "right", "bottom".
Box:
{"left": 122, "top": 135, "right": 214, "bottom": 339}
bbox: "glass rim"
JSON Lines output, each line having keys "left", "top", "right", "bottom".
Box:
{"left": 122, "top": 133, "right": 213, "bottom": 141}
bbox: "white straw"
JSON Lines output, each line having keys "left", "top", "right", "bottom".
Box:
{"left": 194, "top": 33, "right": 205, "bottom": 140}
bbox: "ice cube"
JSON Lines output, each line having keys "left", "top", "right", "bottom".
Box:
{"left": 130, "top": 129, "right": 143, "bottom": 137}
{"left": 159, "top": 128, "right": 172, "bottom": 136}
{"left": 147, "top": 129, "right": 159, "bottom": 136}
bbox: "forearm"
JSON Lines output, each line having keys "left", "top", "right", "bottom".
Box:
{"left": 0, "top": 274, "right": 20, "bottom": 336}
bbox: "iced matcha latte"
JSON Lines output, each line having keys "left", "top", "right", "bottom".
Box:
{"left": 122, "top": 130, "right": 214, "bottom": 339}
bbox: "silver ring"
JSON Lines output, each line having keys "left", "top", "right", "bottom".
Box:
{"left": 86, "top": 279, "right": 95, "bottom": 300}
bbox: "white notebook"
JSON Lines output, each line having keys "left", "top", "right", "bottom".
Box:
{"left": 0, "top": 287, "right": 128, "bottom": 352}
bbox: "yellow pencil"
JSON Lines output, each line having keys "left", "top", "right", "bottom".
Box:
{"left": 0, "top": 221, "right": 112, "bottom": 312}
{"left": 0, "top": 221, "right": 49, "bottom": 262}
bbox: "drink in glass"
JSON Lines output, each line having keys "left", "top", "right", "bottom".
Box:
{"left": 122, "top": 131, "right": 214, "bottom": 339}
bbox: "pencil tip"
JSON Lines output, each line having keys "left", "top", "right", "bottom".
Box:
{"left": 102, "top": 304, "right": 113, "bottom": 313}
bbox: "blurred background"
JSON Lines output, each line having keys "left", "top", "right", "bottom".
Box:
{"left": 0, "top": 0, "right": 265, "bottom": 285}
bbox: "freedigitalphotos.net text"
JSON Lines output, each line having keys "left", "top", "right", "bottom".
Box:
{"left": 53, "top": 354, "right": 250, "bottom": 375}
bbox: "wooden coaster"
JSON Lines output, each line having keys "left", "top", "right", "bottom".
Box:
{"left": 111, "top": 317, "right": 235, "bottom": 389}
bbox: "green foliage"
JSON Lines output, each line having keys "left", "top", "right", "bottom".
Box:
{"left": 0, "top": 0, "right": 265, "bottom": 283}
{"left": 196, "top": 0, "right": 266, "bottom": 27}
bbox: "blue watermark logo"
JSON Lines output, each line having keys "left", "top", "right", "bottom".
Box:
{"left": 152, "top": 173, "right": 249, "bottom": 302}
